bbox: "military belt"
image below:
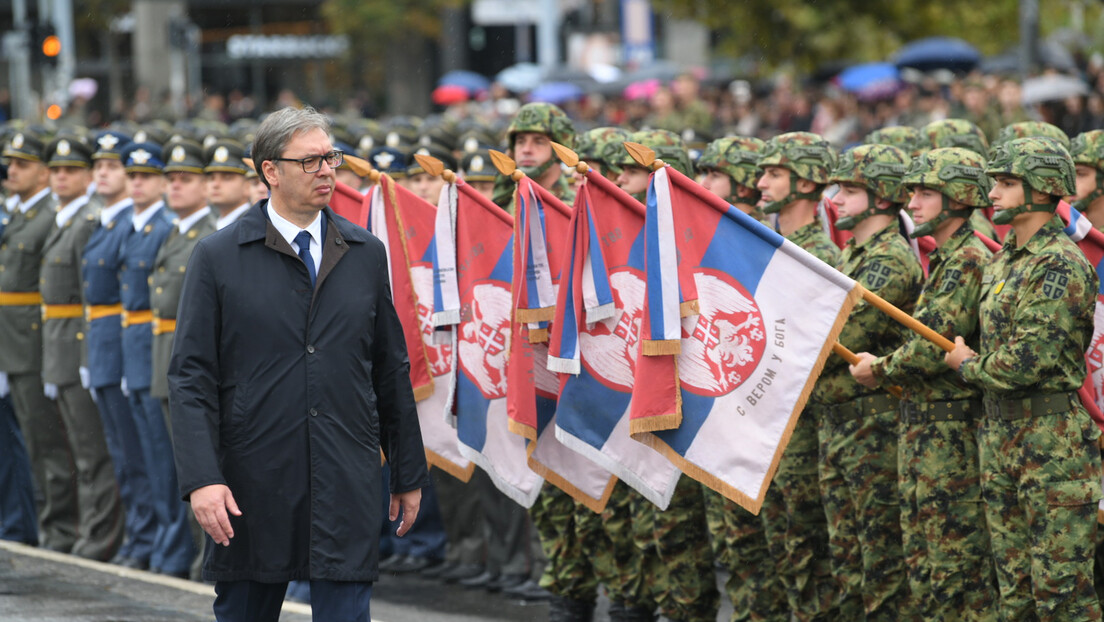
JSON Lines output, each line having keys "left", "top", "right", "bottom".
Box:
{"left": 900, "top": 398, "right": 980, "bottom": 424}
{"left": 824, "top": 393, "right": 900, "bottom": 423}
{"left": 85, "top": 303, "right": 123, "bottom": 321}
{"left": 0, "top": 291, "right": 43, "bottom": 306}
{"left": 982, "top": 392, "right": 1080, "bottom": 421}
{"left": 41, "top": 304, "right": 83, "bottom": 320}
{"left": 152, "top": 318, "right": 176, "bottom": 335}
{"left": 121, "top": 309, "right": 153, "bottom": 327}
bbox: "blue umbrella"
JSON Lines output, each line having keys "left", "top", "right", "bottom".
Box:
{"left": 496, "top": 63, "right": 543, "bottom": 93}
{"left": 893, "top": 37, "right": 981, "bottom": 72}
{"left": 528, "top": 82, "right": 584, "bottom": 104}
{"left": 837, "top": 62, "right": 901, "bottom": 100}
{"left": 438, "top": 70, "right": 491, "bottom": 94}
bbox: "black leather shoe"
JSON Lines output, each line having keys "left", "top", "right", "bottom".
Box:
{"left": 502, "top": 577, "right": 552, "bottom": 601}
{"left": 377, "top": 554, "right": 408, "bottom": 572}
{"left": 438, "top": 562, "right": 483, "bottom": 583}
{"left": 419, "top": 559, "right": 456, "bottom": 578}
{"left": 459, "top": 569, "right": 498, "bottom": 588}
{"left": 486, "top": 572, "right": 527, "bottom": 592}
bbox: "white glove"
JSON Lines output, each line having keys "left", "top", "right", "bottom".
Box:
{"left": 0, "top": 372, "right": 8, "bottom": 398}
{"left": 79, "top": 366, "right": 91, "bottom": 390}
{"left": 120, "top": 376, "right": 129, "bottom": 397}
{"left": 43, "top": 382, "right": 58, "bottom": 400}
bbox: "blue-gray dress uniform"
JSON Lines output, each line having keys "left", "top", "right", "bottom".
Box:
{"left": 0, "top": 131, "right": 77, "bottom": 551}
{"left": 40, "top": 135, "right": 124, "bottom": 560}
{"left": 82, "top": 130, "right": 157, "bottom": 567}
{"left": 118, "top": 141, "right": 195, "bottom": 575}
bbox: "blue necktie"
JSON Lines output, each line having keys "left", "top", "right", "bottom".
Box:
{"left": 294, "top": 230, "right": 316, "bottom": 287}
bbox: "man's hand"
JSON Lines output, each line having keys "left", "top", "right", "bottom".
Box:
{"left": 190, "top": 484, "right": 242, "bottom": 546}
{"left": 944, "top": 336, "right": 977, "bottom": 371}
{"left": 389, "top": 489, "right": 422, "bottom": 538}
{"left": 848, "top": 352, "right": 879, "bottom": 389}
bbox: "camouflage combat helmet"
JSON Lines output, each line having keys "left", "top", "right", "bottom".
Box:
{"left": 901, "top": 147, "right": 992, "bottom": 237}
{"left": 505, "top": 102, "right": 576, "bottom": 181}
{"left": 1070, "top": 130, "right": 1104, "bottom": 209}
{"left": 828, "top": 144, "right": 911, "bottom": 230}
{"left": 922, "top": 119, "right": 989, "bottom": 159}
{"left": 993, "top": 121, "right": 1069, "bottom": 151}
{"left": 612, "top": 129, "right": 694, "bottom": 178}
{"left": 864, "top": 126, "right": 922, "bottom": 157}
{"left": 757, "top": 131, "right": 836, "bottom": 214}
{"left": 697, "top": 136, "right": 765, "bottom": 205}
{"left": 576, "top": 127, "right": 632, "bottom": 175}
{"left": 985, "top": 137, "right": 1076, "bottom": 224}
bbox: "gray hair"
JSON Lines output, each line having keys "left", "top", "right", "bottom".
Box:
{"left": 252, "top": 106, "right": 331, "bottom": 189}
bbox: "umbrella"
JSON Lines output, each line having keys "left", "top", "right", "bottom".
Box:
{"left": 432, "top": 84, "right": 469, "bottom": 106}
{"left": 623, "top": 79, "right": 660, "bottom": 101}
{"left": 893, "top": 37, "right": 981, "bottom": 72}
{"left": 437, "top": 70, "right": 490, "bottom": 95}
{"left": 495, "top": 63, "right": 543, "bottom": 93}
{"left": 1021, "top": 74, "right": 1089, "bottom": 105}
{"left": 836, "top": 62, "right": 902, "bottom": 101}
{"left": 528, "top": 81, "right": 585, "bottom": 104}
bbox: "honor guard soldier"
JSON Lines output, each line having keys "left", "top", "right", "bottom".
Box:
{"left": 119, "top": 140, "right": 196, "bottom": 578}
{"left": 754, "top": 131, "right": 843, "bottom": 621}
{"left": 920, "top": 119, "right": 1000, "bottom": 240}
{"left": 1070, "top": 130, "right": 1104, "bottom": 231}
{"left": 203, "top": 138, "right": 252, "bottom": 230}
{"left": 41, "top": 134, "right": 125, "bottom": 560}
{"left": 699, "top": 135, "right": 768, "bottom": 223}
{"left": 458, "top": 149, "right": 497, "bottom": 200}
{"left": 821, "top": 144, "right": 923, "bottom": 621}
{"left": 864, "top": 126, "right": 923, "bottom": 157}
{"left": 851, "top": 147, "right": 999, "bottom": 620}
{"left": 83, "top": 129, "right": 158, "bottom": 569}
{"left": 574, "top": 127, "right": 631, "bottom": 184}
{"left": 495, "top": 102, "right": 577, "bottom": 209}
{"left": 946, "top": 138, "right": 1103, "bottom": 622}
{"left": 0, "top": 130, "right": 80, "bottom": 552}
{"left": 404, "top": 144, "right": 455, "bottom": 205}
{"left": 992, "top": 121, "right": 1070, "bottom": 151}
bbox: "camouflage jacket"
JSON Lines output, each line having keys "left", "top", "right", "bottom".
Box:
{"left": 960, "top": 216, "right": 1098, "bottom": 398}
{"left": 551, "top": 173, "right": 577, "bottom": 206}
{"left": 813, "top": 219, "right": 923, "bottom": 405}
{"left": 970, "top": 209, "right": 999, "bottom": 242}
{"left": 787, "top": 220, "right": 839, "bottom": 266}
{"left": 871, "top": 223, "right": 991, "bottom": 401}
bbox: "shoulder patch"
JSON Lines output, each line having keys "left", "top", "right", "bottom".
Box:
{"left": 1041, "top": 269, "right": 1069, "bottom": 300}
{"left": 863, "top": 260, "right": 896, "bottom": 290}
{"left": 941, "top": 268, "right": 963, "bottom": 294}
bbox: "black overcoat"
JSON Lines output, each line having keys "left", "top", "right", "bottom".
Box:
{"left": 168, "top": 201, "right": 429, "bottom": 582}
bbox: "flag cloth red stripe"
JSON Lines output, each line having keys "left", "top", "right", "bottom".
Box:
{"left": 330, "top": 180, "right": 369, "bottom": 228}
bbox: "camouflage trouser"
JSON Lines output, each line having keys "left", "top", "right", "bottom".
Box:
{"left": 582, "top": 480, "right": 648, "bottom": 606}
{"left": 818, "top": 403, "right": 911, "bottom": 622}
{"left": 980, "top": 405, "right": 1103, "bottom": 622}
{"left": 633, "top": 475, "right": 719, "bottom": 622}
{"left": 898, "top": 405, "right": 997, "bottom": 622}
{"left": 758, "top": 407, "right": 837, "bottom": 622}
{"left": 531, "top": 486, "right": 599, "bottom": 602}
{"left": 704, "top": 487, "right": 787, "bottom": 622}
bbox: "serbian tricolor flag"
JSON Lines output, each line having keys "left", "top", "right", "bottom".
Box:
{"left": 507, "top": 176, "right": 617, "bottom": 512}
{"left": 547, "top": 169, "right": 683, "bottom": 509}
{"left": 1057, "top": 201, "right": 1104, "bottom": 433}
{"left": 331, "top": 180, "right": 370, "bottom": 227}
{"left": 631, "top": 165, "right": 861, "bottom": 513}
{"left": 365, "top": 178, "right": 472, "bottom": 478}
{"left": 432, "top": 179, "right": 544, "bottom": 507}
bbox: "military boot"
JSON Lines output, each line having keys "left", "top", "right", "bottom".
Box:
{"left": 547, "top": 595, "right": 595, "bottom": 622}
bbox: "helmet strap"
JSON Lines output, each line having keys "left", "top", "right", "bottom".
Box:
{"left": 909, "top": 193, "right": 970, "bottom": 238}
{"left": 992, "top": 179, "right": 1056, "bottom": 225}
{"left": 762, "top": 175, "right": 820, "bottom": 214}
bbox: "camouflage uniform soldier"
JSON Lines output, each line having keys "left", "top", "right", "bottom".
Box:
{"left": 613, "top": 129, "right": 694, "bottom": 202}
{"left": 921, "top": 119, "right": 999, "bottom": 240}
{"left": 698, "top": 136, "right": 769, "bottom": 223}
{"left": 865, "top": 126, "right": 923, "bottom": 157}
{"left": 947, "top": 138, "right": 1104, "bottom": 622}
{"left": 851, "top": 148, "right": 998, "bottom": 621}
{"left": 992, "top": 121, "right": 1070, "bottom": 151}
{"left": 1070, "top": 130, "right": 1104, "bottom": 230}
{"left": 493, "top": 102, "right": 576, "bottom": 210}
{"left": 751, "top": 132, "right": 843, "bottom": 621}
{"left": 820, "top": 144, "right": 923, "bottom": 621}
{"left": 574, "top": 127, "right": 631, "bottom": 183}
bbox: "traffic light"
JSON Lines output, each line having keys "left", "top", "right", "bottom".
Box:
{"left": 33, "top": 22, "right": 60, "bottom": 67}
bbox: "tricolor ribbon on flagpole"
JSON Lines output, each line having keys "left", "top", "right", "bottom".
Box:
{"left": 367, "top": 183, "right": 393, "bottom": 288}
{"left": 514, "top": 178, "right": 558, "bottom": 329}
{"left": 642, "top": 165, "right": 684, "bottom": 355}
{"left": 431, "top": 182, "right": 461, "bottom": 327}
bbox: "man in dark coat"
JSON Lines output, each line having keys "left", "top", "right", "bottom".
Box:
{"left": 168, "top": 106, "right": 429, "bottom": 622}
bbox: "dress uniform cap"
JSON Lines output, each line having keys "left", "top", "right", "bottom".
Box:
{"left": 92, "top": 130, "right": 132, "bottom": 161}
{"left": 121, "top": 141, "right": 165, "bottom": 174}
{"left": 162, "top": 139, "right": 206, "bottom": 174}
{"left": 46, "top": 135, "right": 93, "bottom": 168}
{"left": 203, "top": 138, "right": 250, "bottom": 175}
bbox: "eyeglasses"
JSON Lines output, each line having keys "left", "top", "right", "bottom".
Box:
{"left": 271, "top": 150, "right": 343, "bottom": 174}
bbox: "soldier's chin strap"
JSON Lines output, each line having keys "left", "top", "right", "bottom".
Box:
{"left": 760, "top": 176, "right": 820, "bottom": 215}
{"left": 992, "top": 179, "right": 1056, "bottom": 225}
{"left": 910, "top": 193, "right": 972, "bottom": 238}
{"left": 834, "top": 192, "right": 881, "bottom": 231}
{"left": 1073, "top": 169, "right": 1104, "bottom": 214}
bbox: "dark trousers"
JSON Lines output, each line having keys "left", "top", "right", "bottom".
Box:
{"left": 93, "top": 384, "right": 156, "bottom": 563}
{"left": 214, "top": 580, "right": 372, "bottom": 622}
{"left": 0, "top": 393, "right": 38, "bottom": 544}
{"left": 128, "top": 387, "right": 194, "bottom": 573}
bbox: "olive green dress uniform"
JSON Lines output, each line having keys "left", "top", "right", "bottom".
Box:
{"left": 815, "top": 219, "right": 922, "bottom": 621}
{"left": 961, "top": 217, "right": 1103, "bottom": 622}
{"left": 0, "top": 132, "right": 77, "bottom": 551}
{"left": 870, "top": 223, "right": 998, "bottom": 621}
